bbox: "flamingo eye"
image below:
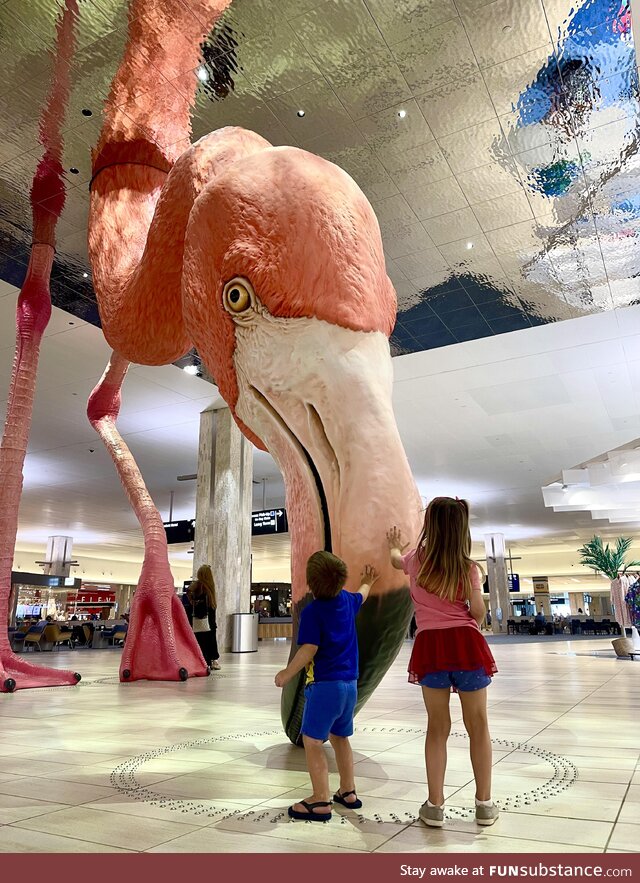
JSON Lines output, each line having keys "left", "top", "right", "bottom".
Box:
{"left": 223, "top": 278, "right": 254, "bottom": 314}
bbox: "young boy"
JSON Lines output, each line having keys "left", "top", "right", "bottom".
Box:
{"left": 274, "top": 551, "right": 378, "bottom": 822}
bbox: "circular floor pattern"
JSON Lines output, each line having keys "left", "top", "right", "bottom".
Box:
{"left": 109, "top": 725, "right": 578, "bottom": 826}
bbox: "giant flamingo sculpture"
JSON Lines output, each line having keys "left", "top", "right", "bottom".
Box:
{"left": 3, "top": 0, "right": 423, "bottom": 742}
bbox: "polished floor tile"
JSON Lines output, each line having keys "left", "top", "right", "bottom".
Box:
{"left": 0, "top": 638, "right": 637, "bottom": 853}
{"left": 12, "top": 805, "right": 199, "bottom": 850}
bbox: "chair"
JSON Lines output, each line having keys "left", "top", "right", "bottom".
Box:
{"left": 10, "top": 628, "right": 26, "bottom": 652}
{"left": 23, "top": 621, "right": 48, "bottom": 651}
{"left": 583, "top": 618, "right": 596, "bottom": 635}
{"left": 100, "top": 623, "right": 128, "bottom": 646}
{"left": 571, "top": 619, "right": 581, "bottom": 635}
{"left": 507, "top": 619, "right": 517, "bottom": 635}
{"left": 545, "top": 622, "right": 553, "bottom": 635}
{"left": 44, "top": 623, "right": 74, "bottom": 650}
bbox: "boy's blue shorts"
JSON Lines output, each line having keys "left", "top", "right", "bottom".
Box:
{"left": 301, "top": 679, "right": 358, "bottom": 742}
{"left": 419, "top": 668, "right": 491, "bottom": 691}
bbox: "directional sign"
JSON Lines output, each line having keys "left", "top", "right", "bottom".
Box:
{"left": 163, "top": 519, "right": 195, "bottom": 545}
{"left": 251, "top": 508, "right": 288, "bottom": 536}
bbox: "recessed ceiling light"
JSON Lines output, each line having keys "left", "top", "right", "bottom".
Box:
{"left": 296, "top": 109, "right": 305, "bottom": 117}
{"left": 397, "top": 109, "right": 407, "bottom": 119}
{"left": 502, "top": 24, "right": 512, "bottom": 33}
{"left": 196, "top": 66, "right": 209, "bottom": 82}
{"left": 69, "top": 167, "right": 79, "bottom": 175}
{"left": 466, "top": 242, "right": 474, "bottom": 249}
{"left": 82, "top": 272, "right": 89, "bottom": 278}
{"left": 183, "top": 364, "right": 199, "bottom": 375}
{"left": 81, "top": 108, "right": 93, "bottom": 117}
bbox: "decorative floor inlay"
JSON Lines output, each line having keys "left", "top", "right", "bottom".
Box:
{"left": 109, "top": 725, "right": 578, "bottom": 825}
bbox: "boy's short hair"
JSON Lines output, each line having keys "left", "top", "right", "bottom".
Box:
{"left": 306, "top": 551, "right": 348, "bottom": 600}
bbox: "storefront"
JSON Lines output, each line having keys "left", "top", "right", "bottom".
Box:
{"left": 9, "top": 573, "right": 136, "bottom": 627}
{"left": 250, "top": 582, "right": 292, "bottom": 639}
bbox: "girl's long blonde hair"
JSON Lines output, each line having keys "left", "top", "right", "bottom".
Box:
{"left": 416, "top": 497, "right": 475, "bottom": 603}
{"left": 189, "top": 564, "right": 217, "bottom": 608}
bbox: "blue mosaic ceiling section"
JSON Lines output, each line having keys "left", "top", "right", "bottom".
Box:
{"left": 0, "top": 0, "right": 638, "bottom": 357}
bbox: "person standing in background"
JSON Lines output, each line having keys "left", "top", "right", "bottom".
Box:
{"left": 183, "top": 564, "right": 221, "bottom": 671}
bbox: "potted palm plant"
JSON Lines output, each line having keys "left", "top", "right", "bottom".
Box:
{"left": 577, "top": 536, "right": 640, "bottom": 656}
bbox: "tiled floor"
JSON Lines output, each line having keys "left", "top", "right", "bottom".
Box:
{"left": 0, "top": 637, "right": 638, "bottom": 853}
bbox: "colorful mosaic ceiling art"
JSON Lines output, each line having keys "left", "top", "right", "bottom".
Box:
{"left": 0, "top": 0, "right": 638, "bottom": 358}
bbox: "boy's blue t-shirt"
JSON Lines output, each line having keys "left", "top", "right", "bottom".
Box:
{"left": 297, "top": 589, "right": 364, "bottom": 684}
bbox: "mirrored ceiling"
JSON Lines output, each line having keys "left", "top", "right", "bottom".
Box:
{"left": 0, "top": 0, "right": 637, "bottom": 357}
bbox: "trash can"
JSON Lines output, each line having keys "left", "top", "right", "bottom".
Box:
{"left": 231, "top": 613, "right": 258, "bottom": 653}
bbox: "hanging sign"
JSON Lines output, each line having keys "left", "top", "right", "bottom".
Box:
{"left": 251, "top": 509, "right": 288, "bottom": 536}
{"left": 532, "top": 576, "right": 549, "bottom": 596}
{"left": 163, "top": 519, "right": 196, "bottom": 545}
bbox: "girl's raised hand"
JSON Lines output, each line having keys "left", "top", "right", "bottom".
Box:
{"left": 386, "top": 526, "right": 408, "bottom": 552}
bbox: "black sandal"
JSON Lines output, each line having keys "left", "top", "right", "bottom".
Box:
{"left": 288, "top": 800, "right": 332, "bottom": 822}
{"left": 333, "top": 790, "right": 362, "bottom": 809}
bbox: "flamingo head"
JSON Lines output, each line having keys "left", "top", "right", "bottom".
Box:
{"left": 183, "top": 139, "right": 422, "bottom": 739}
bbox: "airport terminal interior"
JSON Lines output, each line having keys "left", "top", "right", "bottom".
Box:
{"left": 0, "top": 0, "right": 639, "bottom": 857}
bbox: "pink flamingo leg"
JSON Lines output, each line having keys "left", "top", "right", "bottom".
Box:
{"left": 87, "top": 354, "right": 207, "bottom": 681}
{"left": 0, "top": 1, "right": 81, "bottom": 692}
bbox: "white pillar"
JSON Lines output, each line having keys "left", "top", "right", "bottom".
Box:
{"left": 532, "top": 576, "right": 552, "bottom": 617}
{"left": 41, "top": 536, "right": 76, "bottom": 577}
{"left": 484, "top": 533, "right": 510, "bottom": 634}
{"left": 194, "top": 407, "right": 253, "bottom": 652}
{"left": 194, "top": 409, "right": 215, "bottom": 572}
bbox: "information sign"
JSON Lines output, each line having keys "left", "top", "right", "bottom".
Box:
{"left": 251, "top": 509, "right": 288, "bottom": 536}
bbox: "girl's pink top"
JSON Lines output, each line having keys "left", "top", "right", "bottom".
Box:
{"left": 401, "top": 550, "right": 482, "bottom": 633}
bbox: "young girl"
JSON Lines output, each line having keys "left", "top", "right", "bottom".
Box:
{"left": 387, "top": 497, "right": 498, "bottom": 828}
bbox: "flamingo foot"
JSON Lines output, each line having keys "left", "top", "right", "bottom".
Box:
{"left": 119, "top": 587, "right": 208, "bottom": 682}
{"left": 0, "top": 648, "right": 81, "bottom": 693}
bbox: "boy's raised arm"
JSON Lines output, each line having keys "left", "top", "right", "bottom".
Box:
{"left": 357, "top": 564, "right": 379, "bottom": 602}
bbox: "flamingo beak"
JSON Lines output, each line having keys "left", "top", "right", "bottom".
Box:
{"left": 231, "top": 310, "right": 422, "bottom": 741}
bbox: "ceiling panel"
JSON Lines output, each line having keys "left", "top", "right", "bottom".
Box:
{"left": 0, "top": 0, "right": 638, "bottom": 366}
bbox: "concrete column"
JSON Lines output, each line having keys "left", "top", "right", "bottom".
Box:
{"left": 41, "top": 536, "right": 76, "bottom": 577}
{"left": 194, "top": 409, "right": 215, "bottom": 572}
{"left": 569, "top": 593, "right": 582, "bottom": 615}
{"left": 532, "top": 576, "right": 552, "bottom": 617}
{"left": 484, "top": 533, "right": 510, "bottom": 634}
{"left": 194, "top": 407, "right": 253, "bottom": 652}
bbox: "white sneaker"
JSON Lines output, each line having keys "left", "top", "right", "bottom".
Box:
{"left": 211, "top": 660, "right": 221, "bottom": 670}
{"left": 419, "top": 801, "right": 444, "bottom": 828}
{"left": 475, "top": 802, "right": 499, "bottom": 826}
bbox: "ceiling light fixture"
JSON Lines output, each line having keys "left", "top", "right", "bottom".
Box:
{"left": 502, "top": 24, "right": 512, "bottom": 33}
{"left": 397, "top": 109, "right": 407, "bottom": 119}
{"left": 69, "top": 167, "right": 79, "bottom": 175}
{"left": 82, "top": 272, "right": 88, "bottom": 278}
{"left": 296, "top": 109, "right": 305, "bottom": 117}
{"left": 183, "top": 364, "right": 199, "bottom": 375}
{"left": 196, "top": 66, "right": 209, "bottom": 82}
{"left": 466, "top": 242, "right": 474, "bottom": 249}
{"left": 81, "top": 108, "right": 93, "bottom": 117}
